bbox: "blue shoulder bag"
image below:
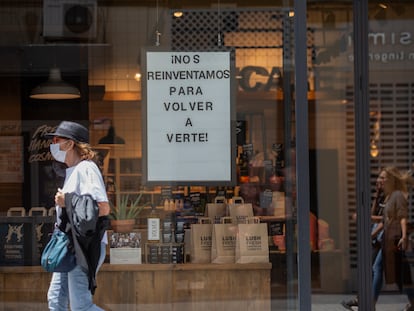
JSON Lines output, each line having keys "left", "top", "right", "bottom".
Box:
{"left": 41, "top": 229, "right": 76, "bottom": 273}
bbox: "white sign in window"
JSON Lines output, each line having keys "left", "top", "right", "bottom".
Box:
{"left": 143, "top": 51, "right": 235, "bottom": 184}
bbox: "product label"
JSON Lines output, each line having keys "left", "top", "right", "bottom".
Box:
{"left": 147, "top": 218, "right": 160, "bottom": 241}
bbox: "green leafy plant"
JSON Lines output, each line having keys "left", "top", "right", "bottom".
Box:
{"left": 109, "top": 192, "right": 148, "bottom": 220}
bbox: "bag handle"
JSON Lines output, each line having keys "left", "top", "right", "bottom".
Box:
{"left": 220, "top": 216, "right": 233, "bottom": 224}
{"left": 48, "top": 207, "right": 57, "bottom": 216}
{"left": 7, "top": 207, "right": 26, "bottom": 217}
{"left": 247, "top": 216, "right": 261, "bottom": 224}
{"left": 214, "top": 196, "right": 226, "bottom": 204}
{"left": 231, "top": 196, "right": 244, "bottom": 204}
{"left": 198, "top": 217, "right": 212, "bottom": 224}
{"left": 238, "top": 216, "right": 261, "bottom": 224}
{"left": 29, "top": 207, "right": 48, "bottom": 216}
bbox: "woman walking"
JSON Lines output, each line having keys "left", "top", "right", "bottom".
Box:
{"left": 45, "top": 121, "right": 109, "bottom": 311}
{"left": 379, "top": 166, "right": 414, "bottom": 311}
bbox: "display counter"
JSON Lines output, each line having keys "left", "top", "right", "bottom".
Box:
{"left": 0, "top": 263, "right": 272, "bottom": 311}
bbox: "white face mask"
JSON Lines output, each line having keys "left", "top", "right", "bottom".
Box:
{"left": 50, "top": 142, "right": 67, "bottom": 163}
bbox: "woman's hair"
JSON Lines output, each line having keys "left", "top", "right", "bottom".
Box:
{"left": 382, "top": 166, "right": 414, "bottom": 193}
{"left": 74, "top": 142, "right": 99, "bottom": 165}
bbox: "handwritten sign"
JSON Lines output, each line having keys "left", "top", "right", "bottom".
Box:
{"left": 28, "top": 124, "right": 55, "bottom": 163}
{"left": 26, "top": 123, "right": 65, "bottom": 208}
{"left": 144, "top": 51, "right": 234, "bottom": 184}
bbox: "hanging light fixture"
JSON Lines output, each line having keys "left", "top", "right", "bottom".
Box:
{"left": 30, "top": 67, "right": 80, "bottom": 100}
{"left": 98, "top": 126, "right": 125, "bottom": 145}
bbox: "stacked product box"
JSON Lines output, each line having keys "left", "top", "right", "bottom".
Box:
{"left": 110, "top": 231, "right": 142, "bottom": 264}
{"left": 145, "top": 243, "right": 184, "bottom": 264}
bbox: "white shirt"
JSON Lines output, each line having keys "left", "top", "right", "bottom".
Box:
{"left": 56, "top": 160, "right": 108, "bottom": 243}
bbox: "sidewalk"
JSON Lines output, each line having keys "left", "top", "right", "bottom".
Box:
{"left": 0, "top": 294, "right": 409, "bottom": 310}
{"left": 312, "top": 293, "right": 408, "bottom": 311}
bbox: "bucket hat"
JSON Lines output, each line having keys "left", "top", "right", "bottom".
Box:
{"left": 45, "top": 121, "right": 89, "bottom": 143}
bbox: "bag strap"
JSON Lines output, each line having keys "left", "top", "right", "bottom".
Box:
{"left": 214, "top": 196, "right": 226, "bottom": 204}
{"left": 198, "top": 217, "right": 212, "bottom": 224}
{"left": 29, "top": 207, "right": 47, "bottom": 216}
{"left": 7, "top": 207, "right": 26, "bottom": 216}
{"left": 58, "top": 208, "right": 71, "bottom": 233}
{"left": 231, "top": 196, "right": 244, "bottom": 204}
{"left": 247, "top": 216, "right": 261, "bottom": 224}
{"left": 220, "top": 216, "right": 233, "bottom": 224}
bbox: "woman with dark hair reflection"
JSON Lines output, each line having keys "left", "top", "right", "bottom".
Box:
{"left": 379, "top": 166, "right": 414, "bottom": 311}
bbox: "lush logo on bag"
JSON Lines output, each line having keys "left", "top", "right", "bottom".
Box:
{"left": 245, "top": 235, "right": 262, "bottom": 251}
{"left": 200, "top": 235, "right": 212, "bottom": 249}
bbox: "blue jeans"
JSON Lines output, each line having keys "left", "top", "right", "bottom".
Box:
{"left": 47, "top": 242, "right": 106, "bottom": 311}
{"left": 372, "top": 249, "right": 383, "bottom": 301}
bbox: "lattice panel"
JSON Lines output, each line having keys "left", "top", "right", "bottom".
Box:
{"left": 346, "top": 83, "right": 414, "bottom": 268}
{"left": 171, "top": 8, "right": 315, "bottom": 62}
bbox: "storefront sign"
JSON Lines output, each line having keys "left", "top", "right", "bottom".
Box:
{"left": 318, "top": 21, "right": 414, "bottom": 69}
{"left": 27, "top": 124, "right": 55, "bottom": 163}
{"left": 143, "top": 51, "right": 235, "bottom": 184}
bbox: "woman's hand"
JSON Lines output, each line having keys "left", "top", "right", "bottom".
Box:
{"left": 397, "top": 237, "right": 407, "bottom": 251}
{"left": 98, "top": 202, "right": 110, "bottom": 216}
{"left": 55, "top": 188, "right": 65, "bottom": 207}
{"left": 399, "top": 218, "right": 408, "bottom": 251}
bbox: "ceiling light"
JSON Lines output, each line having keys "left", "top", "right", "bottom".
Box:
{"left": 173, "top": 11, "right": 183, "bottom": 18}
{"left": 370, "top": 143, "right": 379, "bottom": 158}
{"left": 30, "top": 67, "right": 80, "bottom": 100}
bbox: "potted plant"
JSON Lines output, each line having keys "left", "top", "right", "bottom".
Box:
{"left": 109, "top": 192, "right": 148, "bottom": 233}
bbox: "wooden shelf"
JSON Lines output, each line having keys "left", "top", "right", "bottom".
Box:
{"left": 0, "top": 263, "right": 271, "bottom": 311}
{"left": 104, "top": 157, "right": 143, "bottom": 201}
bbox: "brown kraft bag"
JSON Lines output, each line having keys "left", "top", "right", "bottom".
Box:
{"left": 211, "top": 217, "right": 237, "bottom": 264}
{"left": 228, "top": 197, "right": 254, "bottom": 224}
{"left": 235, "top": 217, "right": 269, "bottom": 263}
{"left": 190, "top": 218, "right": 213, "bottom": 263}
{"left": 204, "top": 196, "right": 228, "bottom": 224}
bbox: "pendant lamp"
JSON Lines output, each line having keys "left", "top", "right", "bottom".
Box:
{"left": 98, "top": 126, "right": 125, "bottom": 145}
{"left": 30, "top": 67, "right": 80, "bottom": 100}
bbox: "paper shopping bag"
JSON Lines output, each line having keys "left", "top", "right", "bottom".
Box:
{"left": 228, "top": 197, "right": 254, "bottom": 224}
{"left": 235, "top": 217, "right": 269, "bottom": 263}
{"left": 190, "top": 218, "right": 212, "bottom": 263}
{"left": 204, "top": 196, "right": 228, "bottom": 224}
{"left": 211, "top": 217, "right": 237, "bottom": 264}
